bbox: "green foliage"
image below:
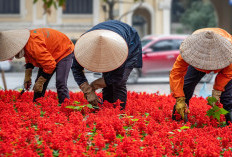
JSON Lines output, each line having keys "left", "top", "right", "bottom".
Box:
{"left": 40, "top": 110, "right": 45, "bottom": 117}
{"left": 180, "top": 1, "right": 217, "bottom": 31}
{"left": 206, "top": 105, "right": 229, "bottom": 121}
{"left": 206, "top": 97, "right": 229, "bottom": 121}
{"left": 206, "top": 96, "right": 229, "bottom": 122}
{"left": 65, "top": 103, "right": 97, "bottom": 111}
{"left": 65, "top": 105, "right": 84, "bottom": 111}
{"left": 180, "top": 126, "right": 190, "bottom": 130}
{"left": 116, "top": 134, "right": 124, "bottom": 139}
{"left": 33, "top": 0, "right": 66, "bottom": 14}
{"left": 53, "top": 150, "right": 59, "bottom": 157}
{"left": 207, "top": 96, "right": 217, "bottom": 106}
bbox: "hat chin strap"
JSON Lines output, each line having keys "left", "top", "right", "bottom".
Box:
{"left": 15, "top": 49, "right": 25, "bottom": 59}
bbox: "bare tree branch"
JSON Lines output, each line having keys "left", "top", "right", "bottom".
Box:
{"left": 118, "top": 0, "right": 144, "bottom": 21}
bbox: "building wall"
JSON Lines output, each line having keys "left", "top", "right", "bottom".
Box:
{"left": 0, "top": 0, "right": 171, "bottom": 39}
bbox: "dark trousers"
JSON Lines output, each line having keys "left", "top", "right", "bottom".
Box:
{"left": 102, "top": 68, "right": 133, "bottom": 110}
{"left": 33, "top": 53, "right": 74, "bottom": 104}
{"left": 184, "top": 66, "right": 232, "bottom": 124}
{"left": 184, "top": 66, "right": 232, "bottom": 110}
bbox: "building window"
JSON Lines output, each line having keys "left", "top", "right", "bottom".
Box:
{"left": 63, "top": 0, "right": 93, "bottom": 14}
{"left": 0, "top": 0, "right": 20, "bottom": 14}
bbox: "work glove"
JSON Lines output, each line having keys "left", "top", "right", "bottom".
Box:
{"left": 33, "top": 76, "right": 47, "bottom": 93}
{"left": 211, "top": 89, "right": 222, "bottom": 107}
{"left": 90, "top": 78, "right": 107, "bottom": 91}
{"left": 80, "top": 82, "right": 99, "bottom": 106}
{"left": 24, "top": 68, "right": 32, "bottom": 90}
{"left": 176, "top": 97, "right": 189, "bottom": 120}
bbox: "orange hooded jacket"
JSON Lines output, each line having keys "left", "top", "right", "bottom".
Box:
{"left": 24, "top": 28, "right": 74, "bottom": 74}
{"left": 170, "top": 28, "right": 232, "bottom": 98}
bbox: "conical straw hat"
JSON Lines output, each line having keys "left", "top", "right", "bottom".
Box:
{"left": 180, "top": 30, "right": 232, "bottom": 70}
{"left": 74, "top": 30, "right": 128, "bottom": 72}
{"left": 0, "top": 29, "right": 30, "bottom": 61}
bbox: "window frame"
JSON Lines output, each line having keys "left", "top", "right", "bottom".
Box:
{"left": 62, "top": 0, "right": 93, "bottom": 18}
{"left": 0, "top": 0, "right": 24, "bottom": 18}
{"left": 149, "top": 39, "right": 175, "bottom": 52}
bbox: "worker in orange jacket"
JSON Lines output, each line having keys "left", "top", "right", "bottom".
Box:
{"left": 0, "top": 28, "right": 74, "bottom": 103}
{"left": 170, "top": 28, "right": 232, "bottom": 125}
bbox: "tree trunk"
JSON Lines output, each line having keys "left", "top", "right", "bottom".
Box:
{"left": 108, "top": 1, "right": 115, "bottom": 20}
{"left": 210, "top": 0, "right": 232, "bottom": 33}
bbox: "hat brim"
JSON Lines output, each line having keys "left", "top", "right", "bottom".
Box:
{"left": 0, "top": 29, "right": 30, "bottom": 61}
{"left": 74, "top": 30, "right": 128, "bottom": 73}
{"left": 180, "top": 31, "right": 232, "bottom": 70}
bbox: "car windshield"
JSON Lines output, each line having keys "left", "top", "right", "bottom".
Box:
{"left": 141, "top": 39, "right": 152, "bottom": 47}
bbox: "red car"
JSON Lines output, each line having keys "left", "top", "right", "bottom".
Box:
{"left": 128, "top": 34, "right": 214, "bottom": 83}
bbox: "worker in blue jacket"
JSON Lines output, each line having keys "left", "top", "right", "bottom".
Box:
{"left": 71, "top": 20, "right": 142, "bottom": 110}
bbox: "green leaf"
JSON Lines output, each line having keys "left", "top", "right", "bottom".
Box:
{"left": 220, "top": 108, "right": 229, "bottom": 115}
{"left": 33, "top": 0, "right": 38, "bottom": 4}
{"left": 73, "top": 101, "right": 81, "bottom": 105}
{"left": 180, "top": 126, "right": 190, "bottom": 130}
{"left": 65, "top": 105, "right": 76, "bottom": 109}
{"left": 46, "top": 0, "right": 53, "bottom": 8}
{"left": 40, "top": 111, "right": 45, "bottom": 117}
{"left": 53, "top": 2, "right": 57, "bottom": 9}
{"left": 58, "top": 0, "right": 66, "bottom": 6}
{"left": 131, "top": 119, "right": 139, "bottom": 122}
{"left": 206, "top": 108, "right": 215, "bottom": 117}
{"left": 65, "top": 105, "right": 83, "bottom": 111}
{"left": 116, "top": 134, "right": 124, "bottom": 139}
{"left": 123, "top": 126, "right": 129, "bottom": 129}
{"left": 93, "top": 105, "right": 99, "bottom": 109}
{"left": 53, "top": 150, "right": 59, "bottom": 157}
{"left": 207, "top": 96, "right": 217, "bottom": 106}
{"left": 102, "top": 143, "right": 110, "bottom": 150}
{"left": 87, "top": 104, "right": 94, "bottom": 109}
{"left": 91, "top": 126, "right": 96, "bottom": 133}
{"left": 145, "top": 113, "right": 149, "bottom": 117}
{"left": 206, "top": 105, "right": 229, "bottom": 121}
{"left": 37, "top": 140, "right": 42, "bottom": 145}
{"left": 213, "top": 111, "right": 221, "bottom": 121}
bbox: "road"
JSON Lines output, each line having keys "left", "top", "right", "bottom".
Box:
{"left": 0, "top": 72, "right": 214, "bottom": 97}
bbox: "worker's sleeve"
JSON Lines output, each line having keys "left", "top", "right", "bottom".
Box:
{"left": 103, "top": 64, "right": 126, "bottom": 86}
{"left": 169, "top": 55, "right": 189, "bottom": 98}
{"left": 27, "top": 35, "right": 56, "bottom": 75}
{"left": 71, "top": 57, "right": 88, "bottom": 86}
{"left": 214, "top": 64, "right": 232, "bottom": 91}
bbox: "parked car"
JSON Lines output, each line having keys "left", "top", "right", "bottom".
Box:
{"left": 127, "top": 34, "right": 214, "bottom": 83}
{"left": 0, "top": 60, "right": 12, "bottom": 72}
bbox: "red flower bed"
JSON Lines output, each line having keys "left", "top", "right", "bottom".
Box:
{"left": 0, "top": 90, "right": 232, "bottom": 156}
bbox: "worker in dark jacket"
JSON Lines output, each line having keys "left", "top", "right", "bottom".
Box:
{"left": 71, "top": 20, "right": 142, "bottom": 110}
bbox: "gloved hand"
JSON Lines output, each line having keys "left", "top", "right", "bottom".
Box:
{"left": 80, "top": 82, "right": 99, "bottom": 106}
{"left": 211, "top": 89, "right": 222, "bottom": 107}
{"left": 90, "top": 78, "right": 107, "bottom": 91}
{"left": 24, "top": 68, "right": 32, "bottom": 90}
{"left": 33, "top": 76, "right": 47, "bottom": 93}
{"left": 176, "top": 97, "right": 189, "bottom": 119}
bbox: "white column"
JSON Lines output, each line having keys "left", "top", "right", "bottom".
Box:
{"left": 20, "top": 0, "right": 26, "bottom": 18}
{"left": 93, "top": 0, "right": 100, "bottom": 25}
{"left": 32, "top": 2, "right": 46, "bottom": 25}
{"left": 159, "top": 0, "right": 171, "bottom": 34}
{"left": 57, "top": 7, "right": 62, "bottom": 24}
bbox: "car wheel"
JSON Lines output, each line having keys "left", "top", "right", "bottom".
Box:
{"left": 200, "top": 72, "right": 214, "bottom": 83}
{"left": 127, "top": 68, "right": 140, "bottom": 84}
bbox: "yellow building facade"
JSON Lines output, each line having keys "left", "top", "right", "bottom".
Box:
{"left": 0, "top": 0, "right": 172, "bottom": 39}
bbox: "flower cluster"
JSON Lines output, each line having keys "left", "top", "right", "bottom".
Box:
{"left": 0, "top": 90, "right": 232, "bottom": 156}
